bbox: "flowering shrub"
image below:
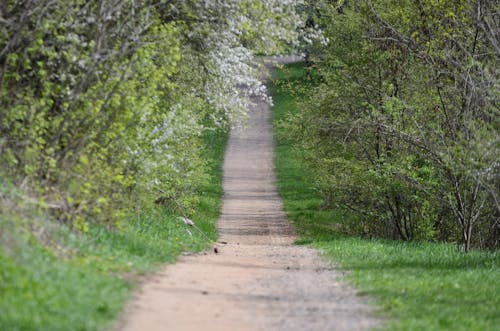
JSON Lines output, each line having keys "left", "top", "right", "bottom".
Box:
{"left": 0, "top": 0, "right": 306, "bottom": 227}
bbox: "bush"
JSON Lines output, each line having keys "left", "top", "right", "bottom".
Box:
{"left": 281, "top": 0, "right": 499, "bottom": 250}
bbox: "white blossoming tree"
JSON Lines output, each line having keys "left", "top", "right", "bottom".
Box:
{"left": 0, "top": 0, "right": 307, "bottom": 226}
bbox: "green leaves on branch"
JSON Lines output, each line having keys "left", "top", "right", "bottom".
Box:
{"left": 0, "top": 0, "right": 305, "bottom": 228}
{"left": 284, "top": 0, "right": 499, "bottom": 250}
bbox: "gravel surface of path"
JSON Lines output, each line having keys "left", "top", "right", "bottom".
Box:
{"left": 117, "top": 56, "right": 380, "bottom": 331}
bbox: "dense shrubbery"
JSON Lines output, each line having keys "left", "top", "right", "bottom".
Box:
{"left": 281, "top": 0, "right": 499, "bottom": 250}
{"left": 0, "top": 0, "right": 303, "bottom": 229}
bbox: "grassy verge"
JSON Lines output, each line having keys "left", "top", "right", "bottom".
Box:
{"left": 0, "top": 129, "right": 226, "bottom": 331}
{"left": 271, "top": 62, "right": 500, "bottom": 331}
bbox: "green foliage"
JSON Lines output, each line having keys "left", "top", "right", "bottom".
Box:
{"left": 272, "top": 65, "right": 500, "bottom": 330}
{"left": 0, "top": 1, "right": 305, "bottom": 329}
{"left": 0, "top": 127, "right": 226, "bottom": 331}
{"left": 0, "top": 0, "right": 305, "bottom": 230}
{"left": 282, "top": 1, "right": 499, "bottom": 250}
{"left": 0, "top": 1, "right": 309, "bottom": 329}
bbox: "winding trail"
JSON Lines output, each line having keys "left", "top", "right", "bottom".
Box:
{"left": 117, "top": 57, "right": 380, "bottom": 331}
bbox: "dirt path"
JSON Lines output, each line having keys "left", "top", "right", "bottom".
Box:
{"left": 117, "top": 57, "right": 380, "bottom": 331}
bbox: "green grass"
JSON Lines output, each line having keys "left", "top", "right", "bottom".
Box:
{"left": 271, "top": 62, "right": 500, "bottom": 331}
{"left": 0, "top": 128, "right": 226, "bottom": 331}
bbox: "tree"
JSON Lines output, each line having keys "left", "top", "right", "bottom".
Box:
{"left": 0, "top": 0, "right": 305, "bottom": 228}
{"left": 284, "top": 0, "right": 499, "bottom": 250}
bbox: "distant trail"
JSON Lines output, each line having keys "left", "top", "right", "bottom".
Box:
{"left": 116, "top": 56, "right": 380, "bottom": 331}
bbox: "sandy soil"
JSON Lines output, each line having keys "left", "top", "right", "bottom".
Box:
{"left": 116, "top": 56, "right": 380, "bottom": 331}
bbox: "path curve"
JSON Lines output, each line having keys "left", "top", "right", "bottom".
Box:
{"left": 117, "top": 56, "right": 380, "bottom": 331}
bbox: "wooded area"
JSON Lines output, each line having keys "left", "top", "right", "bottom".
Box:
{"left": 0, "top": 1, "right": 499, "bottom": 330}
{"left": 0, "top": 0, "right": 301, "bottom": 229}
{"left": 0, "top": 0, "right": 498, "bottom": 251}
{"left": 282, "top": 0, "right": 499, "bottom": 250}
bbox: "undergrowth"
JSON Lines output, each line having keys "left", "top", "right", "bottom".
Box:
{"left": 271, "top": 62, "right": 500, "bottom": 331}
{"left": 0, "top": 128, "right": 226, "bottom": 331}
